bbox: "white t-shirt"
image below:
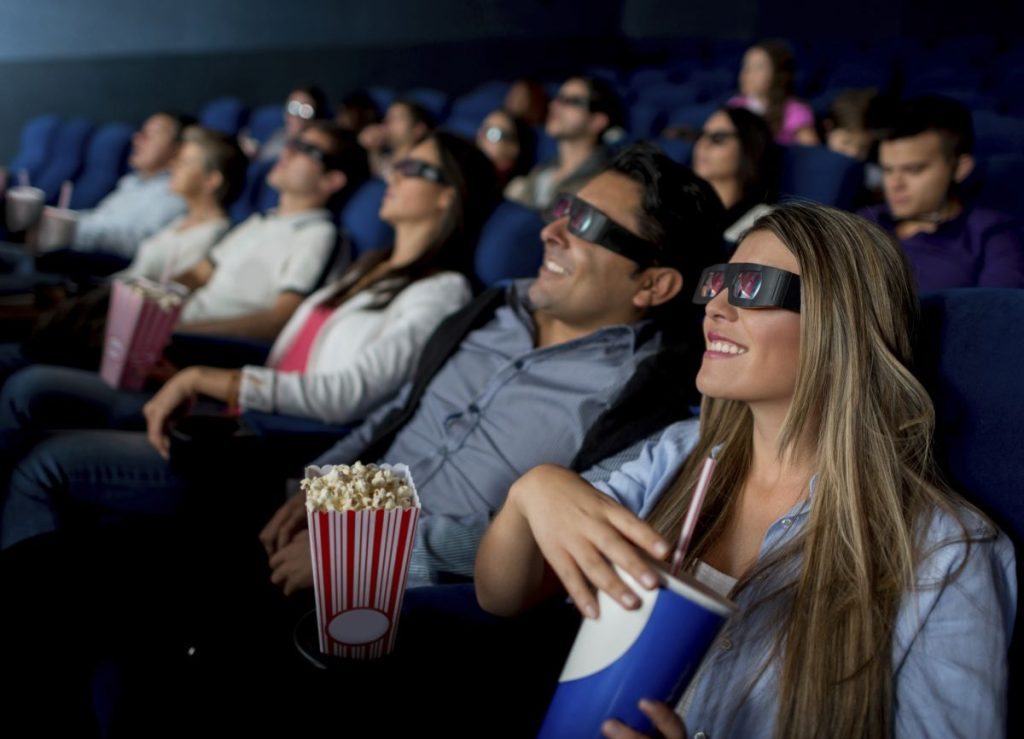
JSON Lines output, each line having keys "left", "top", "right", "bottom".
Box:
{"left": 179, "top": 209, "right": 336, "bottom": 324}
{"left": 238, "top": 271, "right": 472, "bottom": 424}
{"left": 117, "top": 216, "right": 230, "bottom": 283}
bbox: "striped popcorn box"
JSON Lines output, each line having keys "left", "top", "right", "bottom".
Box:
{"left": 100, "top": 277, "right": 186, "bottom": 391}
{"left": 304, "top": 463, "right": 421, "bottom": 659}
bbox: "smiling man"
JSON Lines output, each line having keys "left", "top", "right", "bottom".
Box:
{"left": 861, "top": 95, "right": 1024, "bottom": 290}
{"left": 261, "top": 142, "right": 725, "bottom": 591}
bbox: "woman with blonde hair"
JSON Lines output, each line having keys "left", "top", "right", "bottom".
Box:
{"left": 476, "top": 202, "right": 1015, "bottom": 738}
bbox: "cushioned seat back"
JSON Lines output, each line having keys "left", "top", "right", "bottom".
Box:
{"left": 916, "top": 288, "right": 1024, "bottom": 730}
{"left": 8, "top": 114, "right": 62, "bottom": 183}
{"left": 71, "top": 122, "right": 133, "bottom": 209}
{"left": 779, "top": 145, "right": 863, "bottom": 209}
{"left": 35, "top": 117, "right": 95, "bottom": 204}
{"left": 340, "top": 179, "right": 393, "bottom": 258}
{"left": 474, "top": 200, "right": 544, "bottom": 286}
{"left": 199, "top": 97, "right": 249, "bottom": 136}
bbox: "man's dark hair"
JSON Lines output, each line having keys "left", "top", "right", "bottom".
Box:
{"left": 573, "top": 75, "right": 625, "bottom": 136}
{"left": 883, "top": 95, "right": 974, "bottom": 159}
{"left": 391, "top": 98, "right": 438, "bottom": 132}
{"left": 305, "top": 120, "right": 371, "bottom": 211}
{"left": 154, "top": 111, "right": 198, "bottom": 142}
{"left": 605, "top": 142, "right": 725, "bottom": 289}
{"left": 292, "top": 84, "right": 330, "bottom": 120}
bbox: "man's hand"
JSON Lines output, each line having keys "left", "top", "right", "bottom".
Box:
{"left": 259, "top": 493, "right": 308, "bottom": 556}
{"left": 269, "top": 532, "right": 313, "bottom": 596}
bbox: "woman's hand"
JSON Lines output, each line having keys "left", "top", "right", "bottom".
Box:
{"left": 601, "top": 700, "right": 687, "bottom": 739}
{"left": 510, "top": 465, "right": 671, "bottom": 619}
{"left": 142, "top": 367, "right": 201, "bottom": 458}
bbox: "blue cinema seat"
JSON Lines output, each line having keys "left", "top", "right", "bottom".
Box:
{"left": 779, "top": 145, "right": 863, "bottom": 209}
{"left": 70, "top": 122, "right": 133, "bottom": 209}
{"left": 339, "top": 179, "right": 393, "bottom": 258}
{"left": 7, "top": 114, "right": 62, "bottom": 184}
{"left": 474, "top": 200, "right": 545, "bottom": 287}
{"left": 247, "top": 104, "right": 284, "bottom": 145}
{"left": 407, "top": 88, "right": 450, "bottom": 121}
{"left": 449, "top": 81, "right": 508, "bottom": 120}
{"left": 915, "top": 288, "right": 1024, "bottom": 732}
{"left": 229, "top": 158, "right": 279, "bottom": 223}
{"left": 34, "top": 117, "right": 96, "bottom": 204}
{"left": 198, "top": 97, "right": 249, "bottom": 136}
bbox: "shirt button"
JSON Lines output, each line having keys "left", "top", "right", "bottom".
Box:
{"left": 781, "top": 517, "right": 793, "bottom": 528}
{"left": 694, "top": 732, "right": 708, "bottom": 739}
{"left": 718, "top": 637, "right": 733, "bottom": 651}
{"left": 468, "top": 403, "right": 479, "bottom": 414}
{"left": 513, "top": 359, "right": 525, "bottom": 370}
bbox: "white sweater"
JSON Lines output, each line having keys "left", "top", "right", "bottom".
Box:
{"left": 238, "top": 271, "right": 472, "bottom": 425}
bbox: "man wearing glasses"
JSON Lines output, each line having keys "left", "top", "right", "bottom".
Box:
{"left": 171, "top": 122, "right": 369, "bottom": 342}
{"left": 506, "top": 75, "right": 625, "bottom": 211}
{"left": 262, "top": 141, "right": 724, "bottom": 594}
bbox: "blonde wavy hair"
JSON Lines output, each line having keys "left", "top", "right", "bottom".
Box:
{"left": 647, "top": 202, "right": 989, "bottom": 738}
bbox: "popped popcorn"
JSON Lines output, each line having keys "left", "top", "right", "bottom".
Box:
{"left": 126, "top": 279, "right": 184, "bottom": 311}
{"left": 303, "top": 461, "right": 415, "bottom": 512}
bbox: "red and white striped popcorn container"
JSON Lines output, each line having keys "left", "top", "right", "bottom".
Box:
{"left": 99, "top": 277, "right": 186, "bottom": 391}
{"left": 305, "top": 463, "right": 421, "bottom": 660}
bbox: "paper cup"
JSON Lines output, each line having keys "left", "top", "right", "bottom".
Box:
{"left": 36, "top": 206, "right": 79, "bottom": 251}
{"left": 5, "top": 186, "right": 45, "bottom": 231}
{"left": 537, "top": 566, "right": 736, "bottom": 739}
{"left": 305, "top": 463, "right": 421, "bottom": 660}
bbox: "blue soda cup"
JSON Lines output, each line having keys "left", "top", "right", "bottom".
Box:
{"left": 537, "top": 566, "right": 736, "bottom": 738}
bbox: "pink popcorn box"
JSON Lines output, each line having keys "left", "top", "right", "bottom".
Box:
{"left": 305, "top": 463, "right": 421, "bottom": 660}
{"left": 99, "top": 277, "right": 186, "bottom": 391}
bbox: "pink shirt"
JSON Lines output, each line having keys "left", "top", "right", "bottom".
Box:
{"left": 727, "top": 95, "right": 815, "bottom": 145}
{"left": 273, "top": 304, "right": 334, "bottom": 373}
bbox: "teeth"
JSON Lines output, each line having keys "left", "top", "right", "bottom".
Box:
{"left": 708, "top": 340, "right": 747, "bottom": 355}
{"left": 545, "top": 260, "right": 568, "bottom": 275}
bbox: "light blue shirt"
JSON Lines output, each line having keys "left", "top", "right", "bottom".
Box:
{"left": 75, "top": 171, "right": 186, "bottom": 258}
{"left": 592, "top": 421, "right": 1017, "bottom": 738}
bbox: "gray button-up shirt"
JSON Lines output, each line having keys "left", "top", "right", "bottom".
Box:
{"left": 315, "top": 280, "right": 664, "bottom": 585}
{"left": 75, "top": 171, "right": 186, "bottom": 258}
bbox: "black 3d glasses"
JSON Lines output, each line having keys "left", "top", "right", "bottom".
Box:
{"left": 692, "top": 262, "right": 801, "bottom": 312}
{"left": 392, "top": 158, "right": 449, "bottom": 185}
{"left": 544, "top": 193, "right": 662, "bottom": 268}
{"left": 285, "top": 138, "right": 345, "bottom": 172}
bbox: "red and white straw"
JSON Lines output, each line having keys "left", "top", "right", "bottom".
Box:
{"left": 670, "top": 449, "right": 719, "bottom": 577}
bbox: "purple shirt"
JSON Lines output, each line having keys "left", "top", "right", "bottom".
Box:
{"left": 860, "top": 204, "right": 1024, "bottom": 291}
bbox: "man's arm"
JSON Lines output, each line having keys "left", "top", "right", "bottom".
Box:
{"left": 176, "top": 291, "right": 304, "bottom": 341}
{"left": 977, "top": 222, "right": 1024, "bottom": 288}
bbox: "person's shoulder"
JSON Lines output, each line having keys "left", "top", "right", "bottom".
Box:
{"left": 395, "top": 271, "right": 472, "bottom": 301}
{"left": 916, "top": 502, "right": 1014, "bottom": 583}
{"left": 962, "top": 204, "right": 1020, "bottom": 234}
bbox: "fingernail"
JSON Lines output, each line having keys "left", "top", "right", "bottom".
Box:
{"left": 583, "top": 603, "right": 598, "bottom": 619}
{"left": 639, "top": 698, "right": 653, "bottom": 709}
{"left": 640, "top": 572, "right": 658, "bottom": 588}
{"left": 601, "top": 720, "right": 621, "bottom": 737}
{"left": 653, "top": 541, "right": 670, "bottom": 557}
{"left": 621, "top": 592, "right": 639, "bottom": 608}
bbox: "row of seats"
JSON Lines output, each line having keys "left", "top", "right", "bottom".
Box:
{"left": 7, "top": 116, "right": 133, "bottom": 209}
